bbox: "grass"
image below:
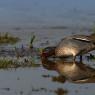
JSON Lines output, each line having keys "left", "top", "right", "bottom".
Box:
{"left": 89, "top": 33, "right": 95, "bottom": 40}
{"left": 0, "top": 58, "right": 24, "bottom": 69}
{"left": 0, "top": 58, "right": 40, "bottom": 69}
{"left": 89, "top": 25, "right": 95, "bottom": 40}
{"left": 0, "top": 32, "right": 19, "bottom": 44}
{"left": 0, "top": 59, "right": 16, "bottom": 69}
{"left": 92, "top": 25, "right": 95, "bottom": 33}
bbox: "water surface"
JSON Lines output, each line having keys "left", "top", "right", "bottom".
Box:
{"left": 0, "top": 0, "right": 95, "bottom": 95}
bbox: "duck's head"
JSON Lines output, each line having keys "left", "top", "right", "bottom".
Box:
{"left": 41, "top": 47, "right": 55, "bottom": 58}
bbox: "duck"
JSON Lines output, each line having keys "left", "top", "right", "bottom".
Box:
{"left": 56, "top": 60, "right": 95, "bottom": 82}
{"left": 41, "top": 57, "right": 95, "bottom": 83}
{"left": 41, "top": 34, "right": 95, "bottom": 62}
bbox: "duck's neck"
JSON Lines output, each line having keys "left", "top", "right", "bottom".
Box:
{"left": 42, "top": 47, "right": 55, "bottom": 58}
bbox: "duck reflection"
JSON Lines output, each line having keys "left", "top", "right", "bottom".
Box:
{"left": 41, "top": 57, "right": 95, "bottom": 83}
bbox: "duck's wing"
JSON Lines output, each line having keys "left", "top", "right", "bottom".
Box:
{"left": 70, "top": 35, "right": 95, "bottom": 43}
{"left": 73, "top": 37, "right": 91, "bottom": 43}
{"left": 71, "top": 34, "right": 95, "bottom": 43}
{"left": 61, "top": 35, "right": 91, "bottom": 43}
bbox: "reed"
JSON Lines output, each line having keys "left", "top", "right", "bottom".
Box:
{"left": 29, "top": 35, "right": 35, "bottom": 48}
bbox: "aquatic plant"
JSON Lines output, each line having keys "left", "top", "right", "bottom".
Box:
{"left": 0, "top": 59, "right": 15, "bottom": 68}
{"left": 54, "top": 88, "right": 68, "bottom": 95}
{"left": 28, "top": 57, "right": 41, "bottom": 67}
{"left": 0, "top": 32, "right": 19, "bottom": 44}
{"left": 52, "top": 76, "right": 66, "bottom": 83}
{"left": 92, "top": 25, "right": 95, "bottom": 33}
{"left": 0, "top": 57, "right": 40, "bottom": 69}
{"left": 29, "top": 35, "right": 35, "bottom": 48}
{"left": 86, "top": 54, "right": 95, "bottom": 61}
{"left": 89, "top": 33, "right": 95, "bottom": 40}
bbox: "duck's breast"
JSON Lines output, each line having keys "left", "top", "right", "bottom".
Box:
{"left": 55, "top": 39, "right": 81, "bottom": 56}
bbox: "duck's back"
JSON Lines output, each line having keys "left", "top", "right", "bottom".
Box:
{"left": 55, "top": 38, "right": 95, "bottom": 57}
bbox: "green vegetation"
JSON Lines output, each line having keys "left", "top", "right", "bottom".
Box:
{"left": 29, "top": 35, "right": 36, "bottom": 48}
{"left": 90, "top": 33, "right": 95, "bottom": 40}
{"left": 92, "top": 25, "right": 95, "bottom": 33}
{"left": 0, "top": 59, "right": 18, "bottom": 69}
{"left": 0, "top": 58, "right": 40, "bottom": 69}
{"left": 0, "top": 32, "right": 19, "bottom": 44}
{"left": 87, "top": 54, "right": 95, "bottom": 60}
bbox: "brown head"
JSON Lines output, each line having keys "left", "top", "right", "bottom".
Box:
{"left": 41, "top": 47, "right": 55, "bottom": 58}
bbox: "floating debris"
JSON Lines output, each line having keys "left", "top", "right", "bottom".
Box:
{"left": 54, "top": 88, "right": 68, "bottom": 95}
{"left": 49, "top": 26, "right": 68, "bottom": 29}
{"left": 52, "top": 76, "right": 66, "bottom": 83}
{"left": 42, "top": 74, "right": 51, "bottom": 78}
{"left": 1, "top": 88, "right": 10, "bottom": 91}
{"left": 13, "top": 27, "right": 21, "bottom": 31}
{"left": 19, "top": 91, "right": 24, "bottom": 95}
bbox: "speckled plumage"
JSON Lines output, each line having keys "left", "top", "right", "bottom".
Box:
{"left": 55, "top": 35, "right": 95, "bottom": 61}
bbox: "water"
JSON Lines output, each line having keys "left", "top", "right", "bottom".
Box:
{"left": 0, "top": 0, "right": 95, "bottom": 29}
{"left": 0, "top": 0, "right": 95, "bottom": 95}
